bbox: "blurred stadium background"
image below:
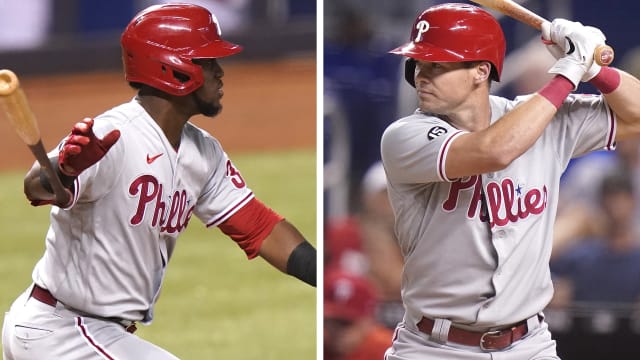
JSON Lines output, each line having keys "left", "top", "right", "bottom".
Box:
{"left": 1, "top": 0, "right": 315, "bottom": 74}
{"left": 0, "top": 1, "right": 316, "bottom": 359}
{"left": 324, "top": 1, "right": 640, "bottom": 359}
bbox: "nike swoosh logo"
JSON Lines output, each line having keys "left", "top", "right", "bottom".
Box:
{"left": 565, "top": 36, "right": 575, "bottom": 55}
{"left": 146, "top": 153, "right": 164, "bottom": 164}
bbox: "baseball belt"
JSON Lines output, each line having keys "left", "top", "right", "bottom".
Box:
{"left": 416, "top": 315, "right": 539, "bottom": 351}
{"left": 30, "top": 284, "right": 137, "bottom": 334}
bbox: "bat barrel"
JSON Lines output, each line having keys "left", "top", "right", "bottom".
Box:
{"left": 0, "top": 69, "right": 19, "bottom": 96}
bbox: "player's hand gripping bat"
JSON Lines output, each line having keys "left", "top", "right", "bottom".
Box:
{"left": 469, "top": 0, "right": 614, "bottom": 66}
{"left": 0, "top": 69, "right": 72, "bottom": 206}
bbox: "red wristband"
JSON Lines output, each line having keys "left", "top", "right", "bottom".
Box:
{"left": 538, "top": 75, "right": 574, "bottom": 109}
{"left": 589, "top": 67, "right": 621, "bottom": 94}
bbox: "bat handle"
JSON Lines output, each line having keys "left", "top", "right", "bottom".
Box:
{"left": 29, "top": 141, "right": 72, "bottom": 207}
{"left": 594, "top": 44, "right": 614, "bottom": 66}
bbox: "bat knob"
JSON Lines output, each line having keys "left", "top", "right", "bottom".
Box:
{"left": 595, "top": 45, "right": 615, "bottom": 67}
{"left": 0, "top": 69, "right": 19, "bottom": 96}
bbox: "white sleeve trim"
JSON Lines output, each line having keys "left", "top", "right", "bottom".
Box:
{"left": 60, "top": 177, "right": 81, "bottom": 210}
{"left": 205, "top": 192, "right": 255, "bottom": 227}
{"left": 604, "top": 105, "right": 617, "bottom": 151}
{"left": 437, "top": 130, "right": 465, "bottom": 182}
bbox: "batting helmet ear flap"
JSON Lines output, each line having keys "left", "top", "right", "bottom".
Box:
{"left": 405, "top": 58, "right": 417, "bottom": 88}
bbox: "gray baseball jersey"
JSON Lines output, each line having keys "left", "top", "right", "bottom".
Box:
{"left": 32, "top": 99, "right": 254, "bottom": 324}
{"left": 381, "top": 94, "right": 615, "bottom": 329}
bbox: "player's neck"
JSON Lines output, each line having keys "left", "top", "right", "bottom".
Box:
{"left": 441, "top": 100, "right": 491, "bottom": 132}
{"left": 135, "top": 94, "right": 188, "bottom": 149}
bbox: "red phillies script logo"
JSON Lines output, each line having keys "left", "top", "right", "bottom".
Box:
{"left": 442, "top": 175, "right": 547, "bottom": 227}
{"left": 129, "top": 175, "right": 195, "bottom": 233}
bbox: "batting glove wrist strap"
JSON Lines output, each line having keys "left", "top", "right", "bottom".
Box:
{"left": 548, "top": 57, "right": 587, "bottom": 90}
{"left": 582, "top": 62, "right": 602, "bottom": 82}
{"left": 286, "top": 241, "right": 317, "bottom": 287}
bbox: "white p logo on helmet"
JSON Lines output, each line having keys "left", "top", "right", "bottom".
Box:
{"left": 414, "top": 20, "right": 430, "bottom": 42}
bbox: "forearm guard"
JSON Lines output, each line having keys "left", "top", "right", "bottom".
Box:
{"left": 286, "top": 241, "right": 316, "bottom": 287}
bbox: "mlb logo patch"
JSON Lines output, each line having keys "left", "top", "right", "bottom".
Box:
{"left": 427, "top": 126, "right": 447, "bottom": 140}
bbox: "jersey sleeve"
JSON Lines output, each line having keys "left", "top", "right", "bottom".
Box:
{"left": 381, "top": 115, "right": 466, "bottom": 184}
{"left": 192, "top": 138, "right": 254, "bottom": 227}
{"left": 549, "top": 94, "right": 616, "bottom": 167}
{"left": 190, "top": 136, "right": 282, "bottom": 258}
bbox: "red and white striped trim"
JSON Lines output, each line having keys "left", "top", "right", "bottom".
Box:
{"left": 206, "top": 192, "right": 254, "bottom": 227}
{"left": 75, "top": 317, "right": 117, "bottom": 360}
{"left": 604, "top": 105, "right": 617, "bottom": 151}
{"left": 437, "top": 130, "right": 465, "bottom": 182}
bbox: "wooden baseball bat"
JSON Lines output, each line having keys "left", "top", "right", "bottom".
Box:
{"left": 469, "top": 0, "right": 614, "bottom": 66}
{"left": 0, "top": 69, "right": 71, "bottom": 206}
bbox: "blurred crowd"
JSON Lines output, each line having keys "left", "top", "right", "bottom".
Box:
{"left": 324, "top": 160, "right": 401, "bottom": 359}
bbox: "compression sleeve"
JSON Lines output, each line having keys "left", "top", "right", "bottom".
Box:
{"left": 218, "top": 197, "right": 284, "bottom": 259}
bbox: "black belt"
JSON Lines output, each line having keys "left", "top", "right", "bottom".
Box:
{"left": 30, "top": 284, "right": 137, "bottom": 334}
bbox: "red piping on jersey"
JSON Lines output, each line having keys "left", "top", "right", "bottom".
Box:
{"left": 75, "top": 317, "right": 115, "bottom": 360}
{"left": 206, "top": 192, "right": 254, "bottom": 227}
{"left": 606, "top": 106, "right": 616, "bottom": 151}
{"left": 438, "top": 130, "right": 464, "bottom": 182}
{"left": 62, "top": 177, "right": 81, "bottom": 209}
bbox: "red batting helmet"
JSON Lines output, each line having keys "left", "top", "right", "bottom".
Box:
{"left": 121, "top": 3, "right": 242, "bottom": 96}
{"left": 390, "top": 3, "right": 506, "bottom": 86}
{"left": 324, "top": 269, "right": 378, "bottom": 321}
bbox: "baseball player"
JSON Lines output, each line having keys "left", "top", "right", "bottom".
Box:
{"left": 380, "top": 3, "right": 640, "bottom": 359}
{"left": 1, "top": 4, "right": 316, "bottom": 360}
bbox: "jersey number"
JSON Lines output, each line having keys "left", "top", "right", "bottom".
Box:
{"left": 226, "top": 160, "right": 246, "bottom": 188}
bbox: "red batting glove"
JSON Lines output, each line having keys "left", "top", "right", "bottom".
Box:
{"left": 58, "top": 118, "right": 121, "bottom": 176}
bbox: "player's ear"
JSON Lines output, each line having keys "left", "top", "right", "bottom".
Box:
{"left": 474, "top": 61, "right": 492, "bottom": 83}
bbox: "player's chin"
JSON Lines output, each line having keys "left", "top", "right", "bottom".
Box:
{"left": 196, "top": 98, "right": 222, "bottom": 117}
{"left": 201, "top": 105, "right": 222, "bottom": 117}
{"left": 418, "top": 100, "right": 436, "bottom": 113}
{"left": 418, "top": 96, "right": 445, "bottom": 112}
